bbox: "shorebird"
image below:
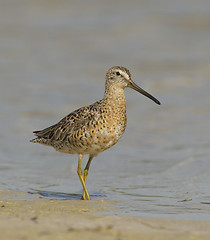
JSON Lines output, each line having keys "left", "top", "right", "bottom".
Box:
{"left": 30, "top": 66, "right": 160, "bottom": 200}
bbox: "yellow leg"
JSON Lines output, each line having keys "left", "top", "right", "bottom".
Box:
{"left": 82, "top": 155, "right": 94, "bottom": 200}
{"left": 77, "top": 154, "right": 90, "bottom": 200}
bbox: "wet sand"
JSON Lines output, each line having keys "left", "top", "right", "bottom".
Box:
{"left": 0, "top": 191, "right": 210, "bottom": 240}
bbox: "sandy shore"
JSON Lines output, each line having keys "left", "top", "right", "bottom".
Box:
{"left": 0, "top": 190, "right": 210, "bottom": 240}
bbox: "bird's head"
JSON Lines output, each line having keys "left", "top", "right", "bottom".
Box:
{"left": 105, "top": 66, "right": 161, "bottom": 105}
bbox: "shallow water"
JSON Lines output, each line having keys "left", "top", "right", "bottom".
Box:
{"left": 1, "top": 0, "right": 210, "bottom": 221}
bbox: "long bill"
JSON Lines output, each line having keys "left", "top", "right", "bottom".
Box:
{"left": 128, "top": 80, "right": 161, "bottom": 105}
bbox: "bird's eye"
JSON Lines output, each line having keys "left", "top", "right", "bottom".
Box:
{"left": 116, "top": 71, "right": 121, "bottom": 76}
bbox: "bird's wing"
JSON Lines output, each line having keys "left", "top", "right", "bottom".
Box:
{"left": 32, "top": 103, "right": 100, "bottom": 142}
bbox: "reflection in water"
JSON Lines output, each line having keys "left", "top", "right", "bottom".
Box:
{"left": 28, "top": 190, "right": 106, "bottom": 200}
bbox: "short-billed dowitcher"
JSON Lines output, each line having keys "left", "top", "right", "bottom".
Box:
{"left": 30, "top": 66, "right": 160, "bottom": 200}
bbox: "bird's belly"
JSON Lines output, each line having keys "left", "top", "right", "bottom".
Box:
{"left": 55, "top": 137, "right": 116, "bottom": 155}
{"left": 86, "top": 124, "right": 125, "bottom": 154}
{"left": 57, "top": 130, "right": 121, "bottom": 155}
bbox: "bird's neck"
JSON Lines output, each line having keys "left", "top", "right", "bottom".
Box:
{"left": 103, "top": 85, "right": 127, "bottom": 136}
{"left": 104, "top": 85, "right": 126, "bottom": 108}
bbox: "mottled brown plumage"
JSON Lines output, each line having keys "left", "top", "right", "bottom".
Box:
{"left": 30, "top": 66, "right": 160, "bottom": 200}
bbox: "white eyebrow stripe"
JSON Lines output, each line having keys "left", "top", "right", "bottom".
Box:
{"left": 119, "top": 70, "right": 129, "bottom": 79}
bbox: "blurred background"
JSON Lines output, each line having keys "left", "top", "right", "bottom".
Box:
{"left": 0, "top": 0, "right": 210, "bottom": 220}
